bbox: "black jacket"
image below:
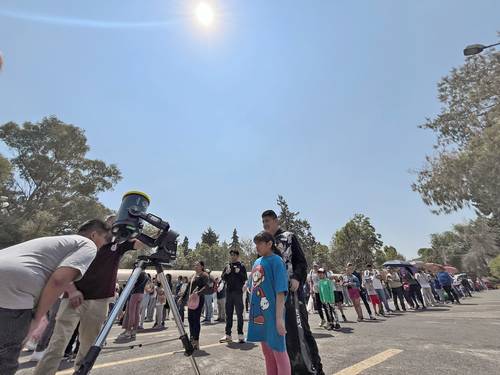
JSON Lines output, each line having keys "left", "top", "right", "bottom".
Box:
{"left": 222, "top": 261, "right": 247, "bottom": 293}
{"left": 274, "top": 228, "right": 308, "bottom": 285}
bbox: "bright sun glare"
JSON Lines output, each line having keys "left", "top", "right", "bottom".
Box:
{"left": 195, "top": 2, "right": 214, "bottom": 27}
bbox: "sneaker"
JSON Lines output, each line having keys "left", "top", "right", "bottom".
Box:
{"left": 117, "top": 331, "right": 131, "bottom": 340}
{"left": 219, "top": 335, "right": 233, "bottom": 343}
{"left": 369, "top": 315, "right": 376, "bottom": 320}
{"left": 319, "top": 320, "right": 326, "bottom": 327}
{"left": 192, "top": 340, "right": 200, "bottom": 350}
{"left": 29, "top": 350, "right": 46, "bottom": 362}
{"left": 238, "top": 334, "right": 245, "bottom": 343}
{"left": 24, "top": 339, "right": 37, "bottom": 351}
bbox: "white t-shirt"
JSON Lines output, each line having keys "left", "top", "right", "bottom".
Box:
{"left": 0, "top": 235, "right": 97, "bottom": 309}
{"left": 415, "top": 272, "right": 430, "bottom": 288}
{"left": 308, "top": 271, "right": 320, "bottom": 293}
{"left": 364, "top": 270, "right": 384, "bottom": 290}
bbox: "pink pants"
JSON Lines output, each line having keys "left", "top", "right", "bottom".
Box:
{"left": 261, "top": 342, "right": 291, "bottom": 375}
{"left": 123, "top": 293, "right": 144, "bottom": 331}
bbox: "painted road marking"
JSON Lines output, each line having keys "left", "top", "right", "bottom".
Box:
{"left": 56, "top": 345, "right": 402, "bottom": 375}
{"left": 333, "top": 348, "right": 403, "bottom": 375}
{"left": 55, "top": 343, "right": 224, "bottom": 374}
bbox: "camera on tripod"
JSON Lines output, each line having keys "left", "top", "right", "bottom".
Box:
{"left": 112, "top": 191, "right": 179, "bottom": 264}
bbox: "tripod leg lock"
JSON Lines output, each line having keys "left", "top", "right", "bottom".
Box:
{"left": 180, "top": 334, "right": 195, "bottom": 356}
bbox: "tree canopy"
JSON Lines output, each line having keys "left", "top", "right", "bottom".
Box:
{"left": 0, "top": 116, "right": 121, "bottom": 247}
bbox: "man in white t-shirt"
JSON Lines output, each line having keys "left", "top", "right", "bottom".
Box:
{"left": 0, "top": 219, "right": 109, "bottom": 375}
{"left": 364, "top": 264, "right": 392, "bottom": 314}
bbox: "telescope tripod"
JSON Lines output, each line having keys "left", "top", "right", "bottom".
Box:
{"left": 74, "top": 256, "right": 201, "bottom": 375}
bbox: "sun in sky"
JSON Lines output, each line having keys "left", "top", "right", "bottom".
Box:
{"left": 195, "top": 1, "right": 215, "bottom": 27}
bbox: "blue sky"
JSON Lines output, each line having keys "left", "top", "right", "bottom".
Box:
{"left": 1, "top": 1, "right": 498, "bottom": 258}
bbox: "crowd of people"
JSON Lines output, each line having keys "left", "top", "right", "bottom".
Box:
{"left": 0, "top": 210, "right": 491, "bottom": 375}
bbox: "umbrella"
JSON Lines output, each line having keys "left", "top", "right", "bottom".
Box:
{"left": 410, "top": 260, "right": 425, "bottom": 269}
{"left": 383, "top": 260, "right": 417, "bottom": 274}
{"left": 383, "top": 260, "right": 411, "bottom": 268}
{"left": 443, "top": 265, "right": 458, "bottom": 275}
{"left": 424, "top": 263, "right": 443, "bottom": 272}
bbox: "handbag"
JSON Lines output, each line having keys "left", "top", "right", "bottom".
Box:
{"left": 187, "top": 277, "right": 200, "bottom": 310}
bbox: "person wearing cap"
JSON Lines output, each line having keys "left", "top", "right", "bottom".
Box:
{"left": 317, "top": 268, "right": 336, "bottom": 330}
{"left": 308, "top": 263, "right": 327, "bottom": 327}
{"left": 220, "top": 248, "right": 247, "bottom": 343}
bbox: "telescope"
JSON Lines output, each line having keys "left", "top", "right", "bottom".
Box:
{"left": 112, "top": 191, "right": 179, "bottom": 264}
{"left": 75, "top": 191, "right": 200, "bottom": 375}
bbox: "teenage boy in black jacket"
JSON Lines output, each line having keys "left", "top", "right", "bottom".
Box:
{"left": 220, "top": 249, "right": 247, "bottom": 343}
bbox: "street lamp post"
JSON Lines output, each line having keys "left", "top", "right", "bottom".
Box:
{"left": 463, "top": 42, "right": 500, "bottom": 56}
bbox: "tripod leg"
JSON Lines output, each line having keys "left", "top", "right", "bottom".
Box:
{"left": 155, "top": 266, "right": 201, "bottom": 375}
{"left": 73, "top": 260, "right": 147, "bottom": 375}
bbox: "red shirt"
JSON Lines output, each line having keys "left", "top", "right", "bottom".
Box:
{"left": 74, "top": 242, "right": 134, "bottom": 300}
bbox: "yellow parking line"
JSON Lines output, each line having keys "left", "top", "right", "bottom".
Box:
{"left": 55, "top": 343, "right": 224, "bottom": 374}
{"left": 333, "top": 348, "right": 403, "bottom": 375}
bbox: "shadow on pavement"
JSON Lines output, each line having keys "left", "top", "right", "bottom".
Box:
{"left": 337, "top": 327, "right": 354, "bottom": 334}
{"left": 193, "top": 350, "right": 210, "bottom": 357}
{"left": 312, "top": 332, "right": 335, "bottom": 339}
{"left": 227, "top": 342, "right": 257, "bottom": 351}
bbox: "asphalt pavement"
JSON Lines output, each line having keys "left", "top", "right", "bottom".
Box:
{"left": 17, "top": 289, "right": 500, "bottom": 375}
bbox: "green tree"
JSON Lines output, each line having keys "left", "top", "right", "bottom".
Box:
{"left": 0, "top": 154, "right": 11, "bottom": 186}
{"left": 0, "top": 117, "right": 121, "bottom": 247}
{"left": 311, "top": 243, "right": 334, "bottom": 270}
{"left": 230, "top": 228, "right": 240, "bottom": 252}
{"left": 240, "top": 238, "right": 258, "bottom": 269}
{"left": 374, "top": 245, "right": 406, "bottom": 267}
{"left": 330, "top": 214, "right": 383, "bottom": 272}
{"left": 413, "top": 49, "right": 500, "bottom": 221}
{"left": 277, "top": 195, "right": 316, "bottom": 266}
{"left": 489, "top": 254, "right": 500, "bottom": 279}
{"left": 181, "top": 236, "right": 190, "bottom": 256}
{"left": 424, "top": 217, "right": 500, "bottom": 276}
{"left": 417, "top": 247, "right": 443, "bottom": 264}
{"left": 201, "top": 227, "right": 219, "bottom": 246}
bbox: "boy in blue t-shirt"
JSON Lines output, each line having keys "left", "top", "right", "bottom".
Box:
{"left": 247, "top": 231, "right": 291, "bottom": 374}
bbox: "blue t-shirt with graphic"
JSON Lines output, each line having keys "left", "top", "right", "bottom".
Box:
{"left": 246, "top": 253, "right": 289, "bottom": 352}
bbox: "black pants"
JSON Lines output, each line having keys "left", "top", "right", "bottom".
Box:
{"left": 313, "top": 293, "right": 325, "bottom": 320}
{"left": 188, "top": 294, "right": 205, "bottom": 340}
{"left": 0, "top": 307, "right": 32, "bottom": 375}
{"left": 225, "top": 291, "right": 244, "bottom": 335}
{"left": 409, "top": 284, "right": 425, "bottom": 307}
{"left": 322, "top": 303, "right": 335, "bottom": 324}
{"left": 359, "top": 288, "right": 372, "bottom": 316}
{"left": 285, "top": 292, "right": 324, "bottom": 375}
{"left": 443, "top": 285, "right": 461, "bottom": 303}
{"left": 391, "top": 287, "right": 406, "bottom": 311}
